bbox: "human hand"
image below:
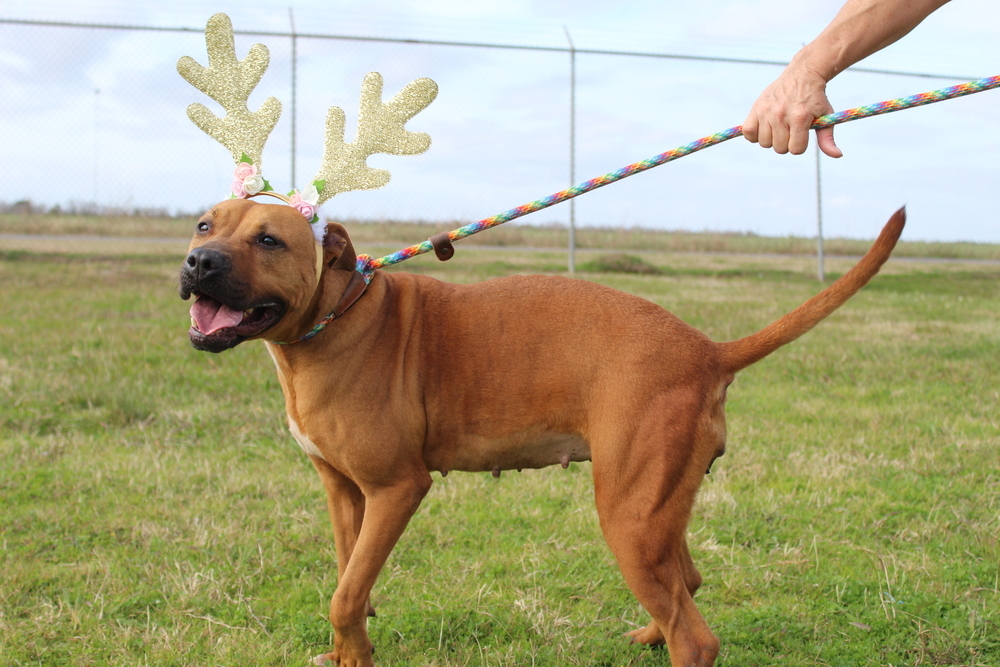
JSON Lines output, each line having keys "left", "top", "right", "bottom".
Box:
{"left": 743, "top": 65, "right": 842, "bottom": 158}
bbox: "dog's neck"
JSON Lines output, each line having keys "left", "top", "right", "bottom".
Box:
{"left": 283, "top": 270, "right": 369, "bottom": 344}
{"left": 265, "top": 262, "right": 375, "bottom": 347}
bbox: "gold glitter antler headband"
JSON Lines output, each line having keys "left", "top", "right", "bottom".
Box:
{"left": 178, "top": 13, "right": 438, "bottom": 240}
{"left": 177, "top": 13, "right": 280, "bottom": 171}
{"left": 314, "top": 72, "right": 437, "bottom": 204}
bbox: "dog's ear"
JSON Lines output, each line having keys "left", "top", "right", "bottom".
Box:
{"left": 322, "top": 222, "right": 357, "bottom": 272}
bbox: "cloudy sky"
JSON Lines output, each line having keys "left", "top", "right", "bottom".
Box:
{"left": 1, "top": 1, "right": 997, "bottom": 242}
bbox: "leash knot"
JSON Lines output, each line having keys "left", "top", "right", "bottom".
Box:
{"left": 356, "top": 254, "right": 377, "bottom": 284}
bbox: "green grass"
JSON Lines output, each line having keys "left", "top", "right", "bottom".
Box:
{"left": 1, "top": 244, "right": 997, "bottom": 666}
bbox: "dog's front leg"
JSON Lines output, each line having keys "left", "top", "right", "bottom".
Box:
{"left": 310, "top": 456, "right": 376, "bottom": 618}
{"left": 313, "top": 468, "right": 432, "bottom": 667}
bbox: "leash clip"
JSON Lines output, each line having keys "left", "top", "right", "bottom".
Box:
{"left": 430, "top": 232, "right": 455, "bottom": 261}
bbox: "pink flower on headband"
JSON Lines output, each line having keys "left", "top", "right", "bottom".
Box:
{"left": 231, "top": 162, "right": 264, "bottom": 198}
{"left": 291, "top": 199, "right": 316, "bottom": 221}
{"left": 234, "top": 162, "right": 255, "bottom": 180}
{"left": 289, "top": 183, "right": 321, "bottom": 222}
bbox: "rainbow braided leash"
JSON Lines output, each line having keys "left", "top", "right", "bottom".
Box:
{"left": 355, "top": 74, "right": 1000, "bottom": 281}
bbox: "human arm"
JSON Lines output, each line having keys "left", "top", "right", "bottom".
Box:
{"left": 743, "top": 0, "right": 951, "bottom": 157}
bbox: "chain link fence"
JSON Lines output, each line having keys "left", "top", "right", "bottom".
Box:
{"left": 1, "top": 18, "right": 997, "bottom": 243}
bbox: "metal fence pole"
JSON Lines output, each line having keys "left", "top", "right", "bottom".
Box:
{"left": 289, "top": 8, "right": 298, "bottom": 189}
{"left": 564, "top": 27, "right": 576, "bottom": 276}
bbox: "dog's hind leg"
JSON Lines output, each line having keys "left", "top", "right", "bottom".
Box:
{"left": 592, "top": 394, "right": 719, "bottom": 667}
{"left": 617, "top": 536, "right": 703, "bottom": 648}
{"left": 310, "top": 456, "right": 376, "bottom": 618}
{"left": 597, "top": 486, "right": 718, "bottom": 666}
{"left": 680, "top": 535, "right": 703, "bottom": 596}
{"left": 620, "top": 533, "right": 706, "bottom": 644}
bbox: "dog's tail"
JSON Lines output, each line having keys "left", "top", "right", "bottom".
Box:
{"left": 718, "top": 207, "right": 905, "bottom": 375}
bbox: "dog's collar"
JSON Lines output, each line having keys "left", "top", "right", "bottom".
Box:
{"left": 270, "top": 270, "right": 369, "bottom": 345}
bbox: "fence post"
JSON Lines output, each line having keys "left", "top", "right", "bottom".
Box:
{"left": 564, "top": 27, "right": 577, "bottom": 276}
{"left": 289, "top": 8, "right": 298, "bottom": 189}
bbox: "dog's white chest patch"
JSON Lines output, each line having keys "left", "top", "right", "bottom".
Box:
{"left": 264, "top": 345, "right": 325, "bottom": 461}
{"left": 288, "top": 416, "right": 325, "bottom": 460}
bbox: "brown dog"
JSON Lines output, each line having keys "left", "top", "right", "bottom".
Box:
{"left": 179, "top": 198, "right": 904, "bottom": 667}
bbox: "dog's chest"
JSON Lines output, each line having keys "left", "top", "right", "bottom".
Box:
{"left": 264, "top": 346, "right": 326, "bottom": 460}
{"left": 288, "top": 416, "right": 325, "bottom": 459}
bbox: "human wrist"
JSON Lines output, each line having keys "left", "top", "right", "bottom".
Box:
{"left": 787, "top": 47, "right": 839, "bottom": 85}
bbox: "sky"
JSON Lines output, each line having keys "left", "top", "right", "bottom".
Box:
{"left": 1, "top": 1, "right": 998, "bottom": 243}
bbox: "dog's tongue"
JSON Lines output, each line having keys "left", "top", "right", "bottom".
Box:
{"left": 190, "top": 296, "right": 243, "bottom": 335}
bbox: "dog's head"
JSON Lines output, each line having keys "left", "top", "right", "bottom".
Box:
{"left": 179, "top": 198, "right": 356, "bottom": 353}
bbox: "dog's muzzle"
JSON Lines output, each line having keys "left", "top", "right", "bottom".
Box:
{"left": 179, "top": 246, "right": 285, "bottom": 353}
{"left": 180, "top": 247, "right": 230, "bottom": 298}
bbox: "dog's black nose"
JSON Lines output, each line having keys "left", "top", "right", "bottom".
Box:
{"left": 183, "top": 247, "right": 231, "bottom": 283}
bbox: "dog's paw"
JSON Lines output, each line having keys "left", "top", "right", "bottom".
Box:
{"left": 312, "top": 646, "right": 375, "bottom": 667}
{"left": 625, "top": 622, "right": 665, "bottom": 646}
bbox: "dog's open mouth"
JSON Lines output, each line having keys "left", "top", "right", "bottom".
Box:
{"left": 188, "top": 293, "right": 283, "bottom": 351}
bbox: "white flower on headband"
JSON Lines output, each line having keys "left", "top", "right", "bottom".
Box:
{"left": 289, "top": 183, "right": 321, "bottom": 223}
{"left": 242, "top": 173, "right": 265, "bottom": 196}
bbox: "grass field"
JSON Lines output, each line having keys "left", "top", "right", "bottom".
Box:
{"left": 1, "top": 222, "right": 998, "bottom": 666}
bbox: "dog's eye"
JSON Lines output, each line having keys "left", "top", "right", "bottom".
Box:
{"left": 196, "top": 221, "right": 211, "bottom": 233}
{"left": 259, "top": 235, "right": 281, "bottom": 248}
